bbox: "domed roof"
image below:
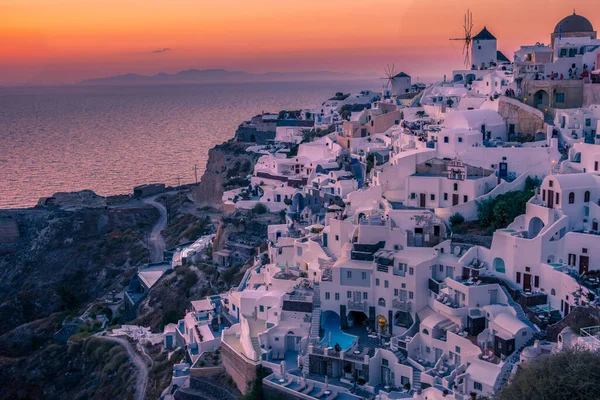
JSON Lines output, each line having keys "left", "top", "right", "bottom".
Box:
{"left": 554, "top": 13, "right": 594, "bottom": 34}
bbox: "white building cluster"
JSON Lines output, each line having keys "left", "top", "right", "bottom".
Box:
{"left": 166, "top": 11, "right": 600, "bottom": 400}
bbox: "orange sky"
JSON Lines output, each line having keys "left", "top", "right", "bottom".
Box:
{"left": 1, "top": 0, "right": 600, "bottom": 84}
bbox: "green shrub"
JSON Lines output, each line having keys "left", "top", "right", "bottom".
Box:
{"left": 449, "top": 213, "right": 465, "bottom": 227}
{"left": 253, "top": 203, "right": 268, "bottom": 214}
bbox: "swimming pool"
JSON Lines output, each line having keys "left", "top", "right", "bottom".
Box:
{"left": 320, "top": 312, "right": 357, "bottom": 351}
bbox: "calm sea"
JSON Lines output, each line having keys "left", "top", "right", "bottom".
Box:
{"left": 0, "top": 80, "right": 377, "bottom": 208}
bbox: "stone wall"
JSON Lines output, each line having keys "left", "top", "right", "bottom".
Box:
{"left": 497, "top": 96, "right": 545, "bottom": 138}
{"left": 583, "top": 84, "right": 600, "bottom": 107}
{"left": 221, "top": 341, "right": 259, "bottom": 395}
{"left": 546, "top": 305, "right": 600, "bottom": 342}
{"left": 188, "top": 377, "right": 240, "bottom": 400}
{"left": 190, "top": 366, "right": 225, "bottom": 378}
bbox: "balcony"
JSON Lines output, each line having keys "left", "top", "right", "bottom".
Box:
{"left": 347, "top": 300, "right": 367, "bottom": 312}
{"left": 433, "top": 296, "right": 466, "bottom": 317}
{"left": 392, "top": 299, "right": 411, "bottom": 312}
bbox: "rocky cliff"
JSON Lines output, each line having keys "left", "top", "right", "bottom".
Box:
{"left": 191, "top": 141, "right": 259, "bottom": 208}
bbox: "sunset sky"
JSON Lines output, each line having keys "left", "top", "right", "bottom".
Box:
{"left": 1, "top": 0, "right": 600, "bottom": 85}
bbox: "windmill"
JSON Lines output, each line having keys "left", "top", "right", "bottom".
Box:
{"left": 449, "top": 10, "right": 474, "bottom": 68}
{"left": 380, "top": 64, "right": 397, "bottom": 99}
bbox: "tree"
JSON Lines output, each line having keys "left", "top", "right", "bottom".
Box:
{"left": 498, "top": 350, "right": 600, "bottom": 400}
{"left": 449, "top": 213, "right": 465, "bottom": 227}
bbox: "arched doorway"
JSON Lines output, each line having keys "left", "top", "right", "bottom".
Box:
{"left": 528, "top": 217, "right": 545, "bottom": 238}
{"left": 291, "top": 193, "right": 305, "bottom": 213}
{"left": 453, "top": 74, "right": 464, "bottom": 83}
{"left": 376, "top": 315, "right": 388, "bottom": 334}
{"left": 347, "top": 311, "right": 368, "bottom": 328}
{"left": 534, "top": 90, "right": 549, "bottom": 107}
{"left": 465, "top": 74, "right": 476, "bottom": 85}
{"left": 493, "top": 258, "right": 506, "bottom": 273}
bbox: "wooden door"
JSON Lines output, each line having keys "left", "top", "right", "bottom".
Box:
{"left": 452, "top": 194, "right": 459, "bottom": 206}
{"left": 420, "top": 193, "right": 426, "bottom": 207}
{"left": 580, "top": 256, "right": 590, "bottom": 275}
{"left": 548, "top": 190, "right": 554, "bottom": 208}
{"left": 523, "top": 273, "right": 532, "bottom": 291}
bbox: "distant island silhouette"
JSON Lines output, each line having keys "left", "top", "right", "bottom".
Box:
{"left": 80, "top": 68, "right": 377, "bottom": 85}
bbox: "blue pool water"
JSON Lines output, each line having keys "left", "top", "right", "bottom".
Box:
{"left": 320, "top": 312, "right": 357, "bottom": 350}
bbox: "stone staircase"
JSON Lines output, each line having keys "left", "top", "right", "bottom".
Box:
{"left": 412, "top": 369, "right": 422, "bottom": 391}
{"left": 251, "top": 337, "right": 262, "bottom": 358}
{"left": 500, "top": 286, "right": 538, "bottom": 331}
{"left": 313, "top": 283, "right": 321, "bottom": 307}
{"left": 310, "top": 283, "right": 322, "bottom": 342}
{"left": 321, "top": 246, "right": 334, "bottom": 260}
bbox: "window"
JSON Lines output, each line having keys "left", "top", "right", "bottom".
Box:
{"left": 534, "top": 276, "right": 540, "bottom": 288}
{"left": 394, "top": 288, "right": 399, "bottom": 296}
{"left": 463, "top": 195, "right": 468, "bottom": 203}
{"left": 335, "top": 293, "right": 340, "bottom": 301}
{"left": 430, "top": 194, "right": 435, "bottom": 201}
{"left": 385, "top": 280, "right": 389, "bottom": 288}
{"left": 586, "top": 118, "right": 592, "bottom": 127}
{"left": 453, "top": 183, "right": 458, "bottom": 191}
{"left": 362, "top": 272, "right": 367, "bottom": 279}
{"left": 335, "top": 235, "right": 339, "bottom": 241}
{"left": 401, "top": 283, "right": 406, "bottom": 288}
{"left": 422, "top": 329, "right": 429, "bottom": 335}
{"left": 444, "top": 193, "right": 448, "bottom": 201}
{"left": 409, "top": 292, "right": 414, "bottom": 299}
{"left": 426, "top": 346, "right": 431, "bottom": 353}
{"left": 347, "top": 271, "right": 352, "bottom": 278}
{"left": 363, "top": 292, "right": 368, "bottom": 300}
{"left": 325, "top": 292, "right": 330, "bottom": 300}
{"left": 516, "top": 272, "right": 521, "bottom": 284}
{"left": 595, "top": 162, "right": 599, "bottom": 171}
{"left": 585, "top": 191, "right": 591, "bottom": 202}
{"left": 556, "top": 192, "right": 560, "bottom": 205}
{"left": 474, "top": 382, "right": 483, "bottom": 391}
{"left": 275, "top": 337, "right": 279, "bottom": 341}
{"left": 232, "top": 304, "right": 236, "bottom": 311}
{"left": 455, "top": 346, "right": 461, "bottom": 354}
{"left": 458, "top": 137, "right": 463, "bottom": 143}
{"left": 297, "top": 247, "right": 303, "bottom": 256}
{"left": 444, "top": 136, "right": 449, "bottom": 143}
{"left": 569, "top": 192, "right": 575, "bottom": 204}
{"left": 555, "top": 93, "right": 565, "bottom": 103}
{"left": 382, "top": 359, "right": 389, "bottom": 366}
{"left": 583, "top": 248, "right": 588, "bottom": 254}
{"left": 259, "top": 305, "right": 264, "bottom": 312}
{"left": 440, "top": 265, "right": 444, "bottom": 272}
{"left": 525, "top": 266, "right": 531, "bottom": 272}
{"left": 409, "top": 267, "right": 414, "bottom": 275}
{"left": 376, "top": 278, "right": 380, "bottom": 286}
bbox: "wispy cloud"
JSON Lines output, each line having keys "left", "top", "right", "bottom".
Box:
{"left": 152, "top": 48, "right": 171, "bottom": 53}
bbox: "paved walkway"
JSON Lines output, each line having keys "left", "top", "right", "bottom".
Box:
{"left": 97, "top": 335, "right": 150, "bottom": 400}
{"left": 142, "top": 194, "right": 168, "bottom": 263}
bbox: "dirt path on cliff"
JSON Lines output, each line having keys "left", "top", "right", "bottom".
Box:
{"left": 143, "top": 194, "right": 167, "bottom": 263}
{"left": 97, "top": 335, "right": 149, "bottom": 400}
